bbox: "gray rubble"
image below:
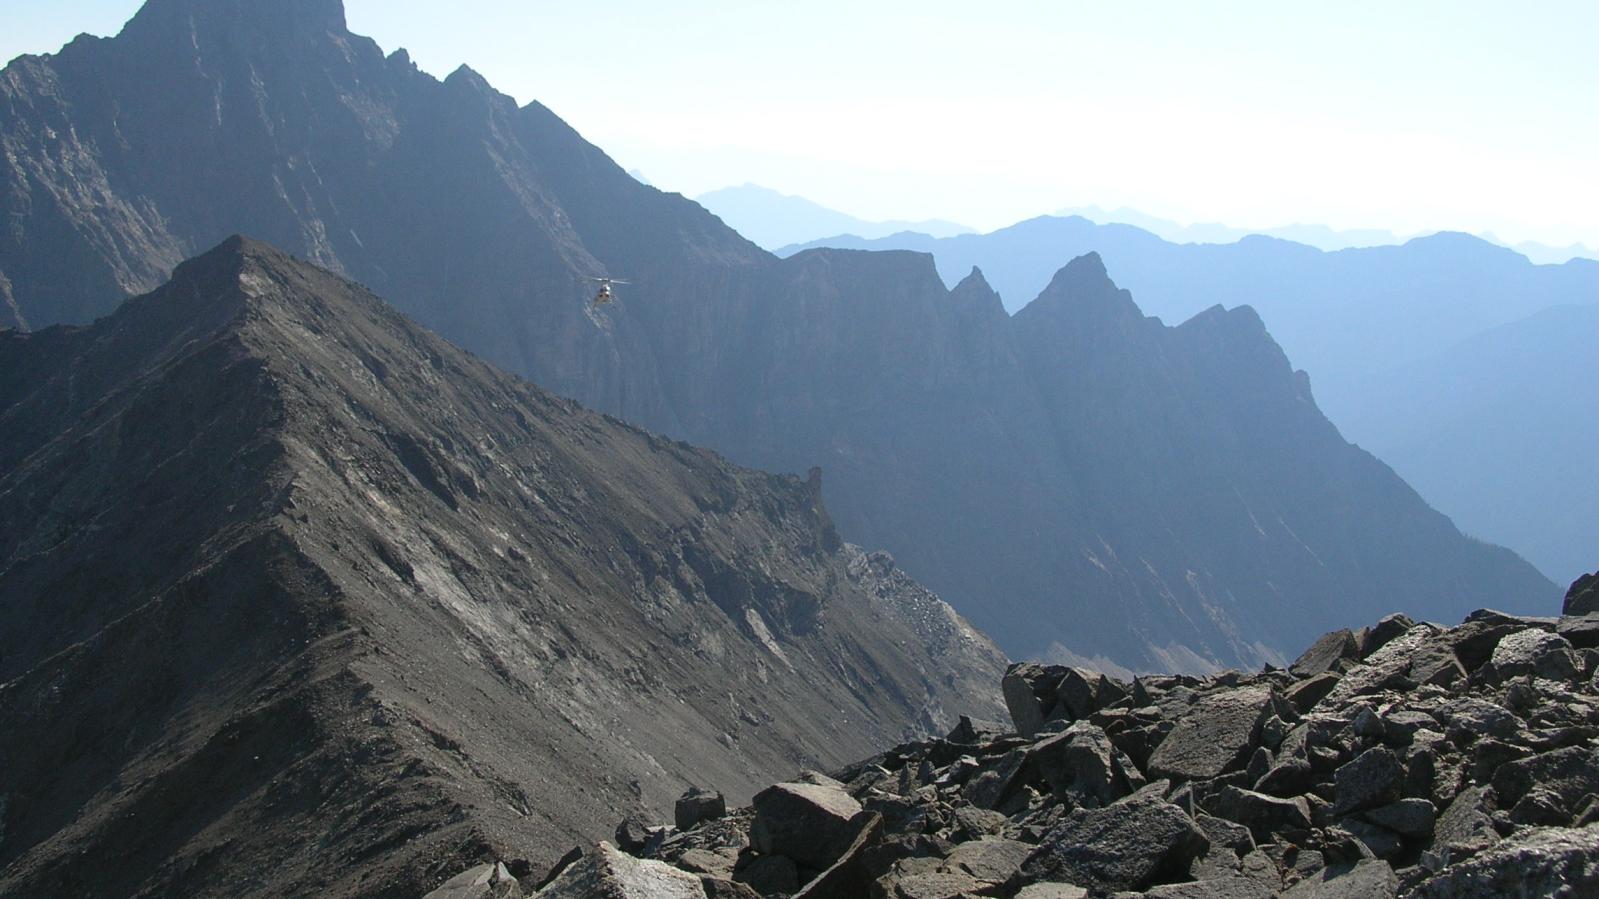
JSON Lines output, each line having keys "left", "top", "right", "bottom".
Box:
{"left": 430, "top": 596, "right": 1599, "bottom": 898}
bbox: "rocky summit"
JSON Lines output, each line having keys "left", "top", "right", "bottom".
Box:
{"left": 0, "top": 238, "right": 1007, "bottom": 897}
{"left": 439, "top": 597, "right": 1599, "bottom": 898}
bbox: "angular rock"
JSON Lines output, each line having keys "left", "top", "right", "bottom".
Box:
{"left": 792, "top": 812, "right": 883, "bottom": 898}
{"left": 424, "top": 863, "right": 522, "bottom": 899}
{"left": 1285, "top": 672, "right": 1341, "bottom": 714}
{"left": 734, "top": 855, "right": 799, "bottom": 895}
{"left": 1489, "top": 744, "right": 1599, "bottom": 813}
{"left": 1018, "top": 795, "right": 1209, "bottom": 893}
{"left": 1148, "top": 687, "right": 1276, "bottom": 781}
{"left": 1432, "top": 698, "right": 1523, "bottom": 743}
{"left": 1361, "top": 798, "right": 1435, "bottom": 838}
{"left": 616, "top": 818, "right": 657, "bottom": 855}
{"left": 1194, "top": 813, "right": 1256, "bottom": 855}
{"left": 1360, "top": 614, "right": 1415, "bottom": 659}
{"left": 1280, "top": 859, "right": 1398, "bottom": 898}
{"left": 878, "top": 869, "right": 984, "bottom": 899}
{"left": 1489, "top": 629, "right": 1578, "bottom": 681}
{"left": 1430, "top": 786, "right": 1500, "bottom": 861}
{"left": 1407, "top": 823, "right": 1599, "bottom": 898}
{"left": 676, "top": 789, "right": 728, "bottom": 832}
{"left": 1206, "top": 787, "right": 1312, "bottom": 842}
{"left": 1333, "top": 748, "right": 1406, "bottom": 815}
{"left": 1030, "top": 721, "right": 1145, "bottom": 806}
{"left": 1014, "top": 885, "right": 1088, "bottom": 899}
{"left": 1336, "top": 820, "right": 1404, "bottom": 860}
{"left": 1377, "top": 710, "right": 1436, "bottom": 747}
{"left": 1557, "top": 613, "right": 1599, "bottom": 649}
{"left": 699, "top": 879, "right": 761, "bottom": 899}
{"left": 1293, "top": 630, "right": 1360, "bottom": 677}
{"left": 1004, "top": 663, "right": 1064, "bottom": 737}
{"left": 1253, "top": 755, "right": 1315, "bottom": 797}
{"left": 1566, "top": 572, "right": 1599, "bottom": 616}
{"left": 750, "top": 781, "right": 865, "bottom": 870}
{"left": 540, "top": 843, "right": 707, "bottom": 899}
{"left": 943, "top": 838, "right": 1031, "bottom": 887}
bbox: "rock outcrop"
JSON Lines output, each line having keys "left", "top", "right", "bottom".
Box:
{"left": 0, "top": 0, "right": 1556, "bottom": 671}
{"left": 0, "top": 238, "right": 1008, "bottom": 898}
{"left": 448, "top": 597, "right": 1599, "bottom": 897}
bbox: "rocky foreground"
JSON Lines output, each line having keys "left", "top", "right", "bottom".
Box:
{"left": 431, "top": 580, "right": 1599, "bottom": 898}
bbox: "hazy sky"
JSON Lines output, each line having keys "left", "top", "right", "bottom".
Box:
{"left": 6, "top": 1, "right": 1597, "bottom": 247}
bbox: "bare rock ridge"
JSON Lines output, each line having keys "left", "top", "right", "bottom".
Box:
{"left": 452, "top": 595, "right": 1599, "bottom": 898}
{"left": 0, "top": 237, "right": 1008, "bottom": 898}
{"left": 0, "top": 0, "right": 1556, "bottom": 668}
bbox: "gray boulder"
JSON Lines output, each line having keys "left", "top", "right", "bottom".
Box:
{"left": 1292, "top": 630, "right": 1359, "bottom": 678}
{"left": 1360, "top": 614, "right": 1416, "bottom": 658}
{"left": 791, "top": 812, "right": 883, "bottom": 898}
{"left": 539, "top": 843, "right": 707, "bottom": 899}
{"left": 1206, "top": 787, "right": 1312, "bottom": 843}
{"left": 750, "top": 781, "right": 864, "bottom": 870}
{"left": 1407, "top": 823, "right": 1599, "bottom": 898}
{"left": 1031, "top": 721, "right": 1146, "bottom": 806}
{"left": 1565, "top": 572, "right": 1599, "bottom": 616}
{"left": 1333, "top": 748, "right": 1405, "bottom": 815}
{"left": 1019, "top": 795, "right": 1209, "bottom": 893}
{"left": 1490, "top": 744, "right": 1599, "bottom": 817}
{"left": 1429, "top": 785, "right": 1500, "bottom": 862}
{"left": 1280, "top": 859, "right": 1397, "bottom": 898}
{"left": 1489, "top": 628, "right": 1579, "bottom": 681}
{"left": 424, "top": 863, "right": 522, "bottom": 899}
{"left": 1361, "top": 798, "right": 1435, "bottom": 838}
{"left": 942, "top": 837, "right": 1032, "bottom": 888}
{"left": 676, "top": 789, "right": 728, "bottom": 832}
{"left": 1005, "top": 663, "right": 1064, "bottom": 737}
{"left": 1557, "top": 613, "right": 1599, "bottom": 649}
{"left": 1149, "top": 687, "right": 1276, "bottom": 781}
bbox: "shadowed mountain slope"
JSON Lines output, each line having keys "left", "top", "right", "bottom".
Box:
{"left": 0, "top": 0, "right": 1556, "bottom": 669}
{"left": 0, "top": 237, "right": 1007, "bottom": 898}
{"left": 782, "top": 220, "right": 1599, "bottom": 583}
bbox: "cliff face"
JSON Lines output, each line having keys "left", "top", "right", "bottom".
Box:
{"left": 0, "top": 238, "right": 1007, "bottom": 898}
{"left": 0, "top": 0, "right": 1556, "bottom": 669}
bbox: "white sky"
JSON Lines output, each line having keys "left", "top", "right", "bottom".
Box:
{"left": 6, "top": 1, "right": 1598, "bottom": 246}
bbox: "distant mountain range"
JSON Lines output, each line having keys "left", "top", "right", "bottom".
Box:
{"left": 0, "top": 236, "right": 1007, "bottom": 896}
{"left": 1056, "top": 205, "right": 1599, "bottom": 264}
{"left": 707, "top": 185, "right": 1597, "bottom": 264}
{"left": 782, "top": 219, "right": 1599, "bottom": 583}
{"left": 0, "top": 0, "right": 1555, "bottom": 672}
{"left": 696, "top": 184, "right": 973, "bottom": 250}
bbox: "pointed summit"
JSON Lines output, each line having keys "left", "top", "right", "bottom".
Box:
{"left": 123, "top": 0, "right": 348, "bottom": 39}
{"left": 1018, "top": 252, "right": 1146, "bottom": 328}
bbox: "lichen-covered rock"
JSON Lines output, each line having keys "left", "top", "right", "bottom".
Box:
{"left": 1018, "top": 795, "right": 1209, "bottom": 893}
{"left": 1148, "top": 687, "right": 1276, "bottom": 781}
{"left": 423, "top": 863, "right": 522, "bottom": 899}
{"left": 1030, "top": 721, "right": 1145, "bottom": 806}
{"left": 1489, "top": 629, "right": 1578, "bottom": 681}
{"left": 539, "top": 843, "right": 707, "bottom": 899}
{"left": 1407, "top": 823, "right": 1599, "bottom": 898}
{"left": 1333, "top": 748, "right": 1406, "bottom": 815}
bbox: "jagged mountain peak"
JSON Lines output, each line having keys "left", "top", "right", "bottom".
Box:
{"left": 1018, "top": 252, "right": 1145, "bottom": 328}
{"left": 123, "top": 0, "right": 349, "bottom": 38}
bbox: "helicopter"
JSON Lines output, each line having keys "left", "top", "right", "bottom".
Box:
{"left": 583, "top": 276, "right": 632, "bottom": 307}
